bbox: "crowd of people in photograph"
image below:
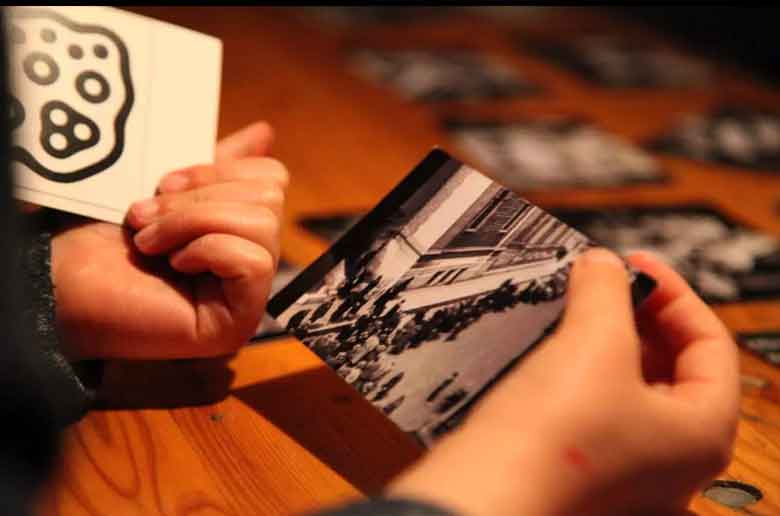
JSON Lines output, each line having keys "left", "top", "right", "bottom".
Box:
{"left": 283, "top": 253, "right": 573, "bottom": 414}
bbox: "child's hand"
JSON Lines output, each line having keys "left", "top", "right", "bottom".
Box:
{"left": 388, "top": 249, "right": 739, "bottom": 516}
{"left": 52, "top": 121, "right": 288, "bottom": 359}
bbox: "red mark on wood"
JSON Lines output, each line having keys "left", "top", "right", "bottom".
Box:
{"left": 564, "top": 446, "right": 593, "bottom": 474}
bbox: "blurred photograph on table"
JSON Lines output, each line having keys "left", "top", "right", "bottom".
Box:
{"left": 524, "top": 35, "right": 712, "bottom": 89}
{"left": 552, "top": 204, "right": 780, "bottom": 304}
{"left": 348, "top": 48, "right": 541, "bottom": 103}
{"left": 647, "top": 106, "right": 780, "bottom": 173}
{"left": 444, "top": 117, "right": 665, "bottom": 191}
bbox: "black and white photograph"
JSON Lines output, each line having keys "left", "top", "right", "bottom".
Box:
{"left": 647, "top": 106, "right": 780, "bottom": 173}
{"left": 348, "top": 48, "right": 540, "bottom": 103}
{"left": 251, "top": 260, "right": 302, "bottom": 343}
{"left": 738, "top": 332, "right": 780, "bottom": 367}
{"left": 269, "top": 150, "right": 653, "bottom": 446}
{"left": 444, "top": 118, "right": 664, "bottom": 191}
{"left": 525, "top": 35, "right": 712, "bottom": 89}
{"left": 551, "top": 204, "right": 780, "bottom": 304}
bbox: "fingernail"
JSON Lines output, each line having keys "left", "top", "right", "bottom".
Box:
{"left": 159, "top": 172, "right": 188, "bottom": 193}
{"left": 134, "top": 222, "right": 159, "bottom": 251}
{"left": 131, "top": 198, "right": 158, "bottom": 223}
{"left": 581, "top": 247, "right": 624, "bottom": 268}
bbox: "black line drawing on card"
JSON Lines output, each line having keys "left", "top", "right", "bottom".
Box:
{"left": 9, "top": 8, "right": 134, "bottom": 183}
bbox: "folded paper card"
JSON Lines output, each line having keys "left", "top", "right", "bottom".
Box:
{"left": 8, "top": 6, "right": 222, "bottom": 223}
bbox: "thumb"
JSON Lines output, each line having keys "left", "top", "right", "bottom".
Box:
{"left": 556, "top": 247, "right": 641, "bottom": 364}
{"left": 215, "top": 121, "right": 274, "bottom": 162}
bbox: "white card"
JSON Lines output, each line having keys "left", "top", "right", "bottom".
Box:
{"left": 7, "top": 6, "right": 222, "bottom": 224}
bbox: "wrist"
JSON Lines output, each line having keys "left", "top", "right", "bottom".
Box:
{"left": 17, "top": 210, "right": 98, "bottom": 425}
{"left": 386, "top": 425, "right": 587, "bottom": 516}
{"left": 49, "top": 231, "right": 78, "bottom": 361}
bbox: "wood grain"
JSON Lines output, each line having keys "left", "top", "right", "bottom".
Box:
{"left": 38, "top": 7, "right": 780, "bottom": 515}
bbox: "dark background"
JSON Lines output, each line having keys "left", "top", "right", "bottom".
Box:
{"left": 619, "top": 7, "right": 780, "bottom": 84}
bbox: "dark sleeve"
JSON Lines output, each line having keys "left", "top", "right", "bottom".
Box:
{"left": 308, "top": 498, "right": 456, "bottom": 516}
{"left": 16, "top": 212, "right": 103, "bottom": 428}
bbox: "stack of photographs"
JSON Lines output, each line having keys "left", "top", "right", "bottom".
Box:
{"left": 526, "top": 35, "right": 712, "bottom": 89}
{"left": 270, "top": 150, "right": 655, "bottom": 446}
{"left": 444, "top": 118, "right": 664, "bottom": 190}
{"left": 349, "top": 48, "right": 540, "bottom": 103}
{"left": 552, "top": 205, "right": 780, "bottom": 304}
{"left": 647, "top": 106, "right": 780, "bottom": 172}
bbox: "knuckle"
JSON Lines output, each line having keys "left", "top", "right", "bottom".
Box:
{"left": 195, "top": 232, "right": 223, "bottom": 251}
{"left": 248, "top": 245, "right": 275, "bottom": 279}
{"left": 261, "top": 157, "right": 290, "bottom": 188}
{"left": 155, "top": 194, "right": 176, "bottom": 214}
{"left": 169, "top": 206, "right": 204, "bottom": 236}
{"left": 191, "top": 187, "right": 211, "bottom": 204}
{"left": 156, "top": 187, "right": 211, "bottom": 216}
{"left": 189, "top": 165, "right": 215, "bottom": 188}
{"left": 218, "top": 159, "right": 248, "bottom": 180}
{"left": 258, "top": 183, "right": 285, "bottom": 208}
{"left": 255, "top": 205, "right": 280, "bottom": 235}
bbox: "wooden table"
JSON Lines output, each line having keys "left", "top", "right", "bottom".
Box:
{"left": 38, "top": 7, "right": 780, "bottom": 515}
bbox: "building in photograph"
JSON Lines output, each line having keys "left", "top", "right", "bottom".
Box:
{"left": 283, "top": 166, "right": 587, "bottom": 337}
{"left": 402, "top": 184, "right": 582, "bottom": 284}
